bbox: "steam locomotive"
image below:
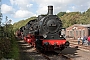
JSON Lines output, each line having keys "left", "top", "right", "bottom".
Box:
{"left": 17, "top": 6, "right": 70, "bottom": 51}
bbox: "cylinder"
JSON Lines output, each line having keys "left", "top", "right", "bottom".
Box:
{"left": 48, "top": 6, "right": 53, "bottom": 15}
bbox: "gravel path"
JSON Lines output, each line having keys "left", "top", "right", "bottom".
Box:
{"left": 73, "top": 49, "right": 90, "bottom": 60}
{"left": 18, "top": 40, "right": 47, "bottom": 60}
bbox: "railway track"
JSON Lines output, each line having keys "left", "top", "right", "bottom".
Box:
{"left": 37, "top": 49, "right": 72, "bottom": 60}
{"left": 69, "top": 40, "right": 90, "bottom": 52}
{"left": 58, "top": 53, "right": 72, "bottom": 60}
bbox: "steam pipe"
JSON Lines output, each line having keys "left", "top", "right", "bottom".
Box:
{"left": 48, "top": 6, "right": 53, "bottom": 15}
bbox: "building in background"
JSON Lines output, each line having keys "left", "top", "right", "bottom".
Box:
{"left": 66, "top": 24, "right": 90, "bottom": 39}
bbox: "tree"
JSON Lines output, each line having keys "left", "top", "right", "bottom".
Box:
{"left": 57, "top": 12, "right": 66, "bottom": 17}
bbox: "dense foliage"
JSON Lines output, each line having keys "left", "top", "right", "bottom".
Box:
{"left": 13, "top": 16, "right": 37, "bottom": 32}
{"left": 0, "top": 24, "right": 19, "bottom": 59}
{"left": 58, "top": 8, "right": 90, "bottom": 28}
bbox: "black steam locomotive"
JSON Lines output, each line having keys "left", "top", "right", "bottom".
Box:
{"left": 17, "top": 6, "right": 70, "bottom": 51}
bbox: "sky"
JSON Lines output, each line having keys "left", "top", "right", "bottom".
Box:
{"left": 1, "top": 0, "right": 90, "bottom": 24}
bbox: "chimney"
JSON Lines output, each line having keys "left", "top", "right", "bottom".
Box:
{"left": 48, "top": 6, "right": 53, "bottom": 15}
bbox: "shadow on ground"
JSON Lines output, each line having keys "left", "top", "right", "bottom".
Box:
{"left": 61, "top": 46, "right": 81, "bottom": 58}
{"left": 18, "top": 40, "right": 34, "bottom": 60}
